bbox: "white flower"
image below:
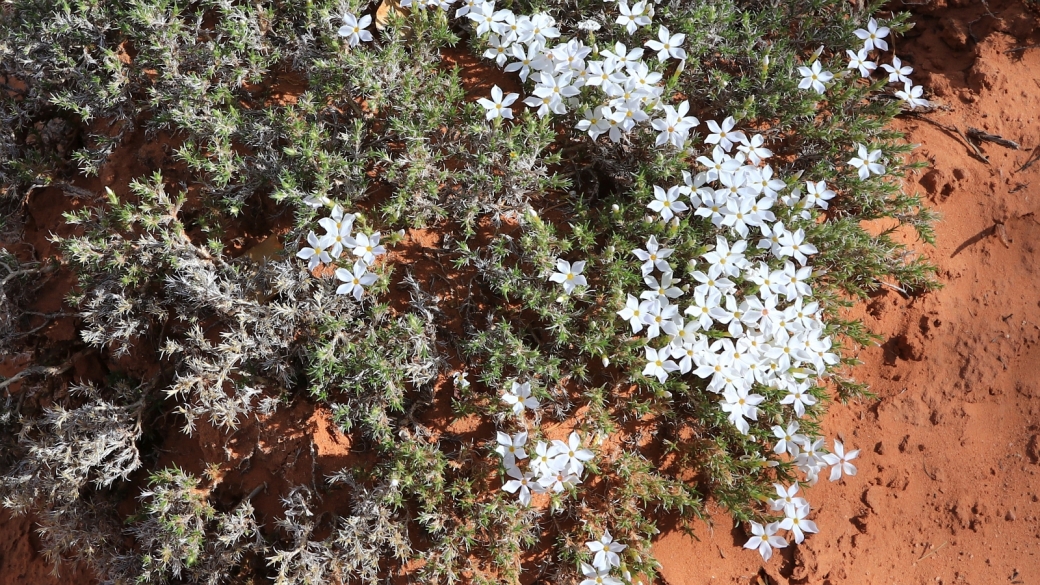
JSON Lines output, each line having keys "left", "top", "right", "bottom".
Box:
{"left": 797, "top": 60, "right": 833, "bottom": 94}
{"left": 769, "top": 482, "right": 809, "bottom": 515}
{"left": 641, "top": 271, "right": 683, "bottom": 302}
{"left": 549, "top": 259, "right": 587, "bottom": 294}
{"left": 334, "top": 260, "right": 378, "bottom": 300}
{"left": 549, "top": 431, "right": 594, "bottom": 475}
{"left": 854, "top": 17, "right": 890, "bottom": 52}
{"left": 477, "top": 85, "right": 519, "bottom": 120}
{"left": 586, "top": 530, "right": 627, "bottom": 570}
{"left": 617, "top": 294, "right": 648, "bottom": 334}
{"left": 502, "top": 465, "right": 542, "bottom": 506}
{"left": 494, "top": 431, "right": 528, "bottom": 468}
{"left": 577, "top": 106, "right": 613, "bottom": 140}
{"left": 632, "top": 235, "right": 673, "bottom": 275}
{"left": 736, "top": 133, "right": 772, "bottom": 165}
{"left": 352, "top": 231, "right": 386, "bottom": 263}
{"left": 601, "top": 41, "right": 643, "bottom": 70}
{"left": 538, "top": 468, "right": 581, "bottom": 492}
{"left": 648, "top": 185, "right": 689, "bottom": 221}
{"left": 651, "top": 101, "right": 698, "bottom": 148}
{"left": 778, "top": 229, "right": 818, "bottom": 266}
{"left": 297, "top": 231, "right": 335, "bottom": 271}
{"left": 881, "top": 55, "right": 913, "bottom": 84}
{"left": 452, "top": 371, "right": 470, "bottom": 389}
{"left": 847, "top": 143, "right": 885, "bottom": 180}
{"left": 482, "top": 34, "right": 512, "bottom": 67}
{"left": 780, "top": 503, "right": 819, "bottom": 544}
{"left": 704, "top": 116, "right": 746, "bottom": 152}
{"left": 616, "top": 0, "right": 651, "bottom": 35}
{"left": 504, "top": 43, "right": 551, "bottom": 83}
{"left": 517, "top": 12, "right": 559, "bottom": 46}
{"left": 780, "top": 382, "right": 817, "bottom": 417}
{"left": 318, "top": 205, "right": 357, "bottom": 258}
{"left": 846, "top": 47, "right": 876, "bottom": 78}
{"left": 580, "top": 562, "right": 623, "bottom": 585}
{"left": 467, "top": 1, "right": 507, "bottom": 36}
{"left": 771, "top": 420, "right": 807, "bottom": 456}
{"left": 645, "top": 25, "right": 686, "bottom": 61}
{"left": 895, "top": 81, "right": 931, "bottom": 109}
{"left": 643, "top": 345, "right": 679, "bottom": 383}
{"left": 577, "top": 19, "right": 601, "bottom": 32}
{"left": 502, "top": 381, "right": 539, "bottom": 415}
{"left": 338, "top": 13, "right": 373, "bottom": 47}
{"left": 804, "top": 179, "right": 835, "bottom": 209}
{"left": 822, "top": 439, "right": 859, "bottom": 481}
{"left": 743, "top": 521, "right": 787, "bottom": 561}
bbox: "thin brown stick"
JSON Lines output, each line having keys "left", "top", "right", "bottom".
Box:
{"left": 966, "top": 127, "right": 1020, "bottom": 150}
{"left": 905, "top": 113, "right": 989, "bottom": 164}
{"left": 917, "top": 541, "right": 948, "bottom": 561}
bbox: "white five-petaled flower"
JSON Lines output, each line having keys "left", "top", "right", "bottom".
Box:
{"left": 502, "top": 465, "right": 542, "bottom": 506}
{"left": 847, "top": 143, "right": 885, "bottom": 180}
{"left": 881, "top": 55, "right": 913, "bottom": 84}
{"left": 318, "top": 205, "right": 357, "bottom": 258}
{"left": 780, "top": 503, "right": 819, "bottom": 544}
{"left": 615, "top": 0, "right": 651, "bottom": 35}
{"left": 846, "top": 47, "right": 876, "bottom": 78}
{"left": 854, "top": 17, "right": 890, "bottom": 52}
{"left": 651, "top": 100, "right": 698, "bottom": 148}
{"left": 771, "top": 420, "right": 807, "bottom": 456}
{"left": 549, "top": 259, "right": 588, "bottom": 294}
{"left": 797, "top": 60, "right": 834, "bottom": 94}
{"left": 502, "top": 381, "right": 539, "bottom": 415}
{"left": 495, "top": 431, "right": 529, "bottom": 468}
{"left": 352, "top": 231, "right": 386, "bottom": 264}
{"left": 770, "top": 482, "right": 809, "bottom": 515}
{"left": 633, "top": 235, "right": 674, "bottom": 275}
{"left": 334, "top": 260, "right": 378, "bottom": 300}
{"left": 645, "top": 25, "right": 686, "bottom": 62}
{"left": 743, "top": 521, "right": 787, "bottom": 561}
{"left": 477, "top": 85, "right": 519, "bottom": 120}
{"left": 704, "top": 116, "right": 747, "bottom": 152}
{"left": 648, "top": 185, "right": 689, "bottom": 221}
{"left": 338, "top": 13, "right": 373, "bottom": 47}
{"left": 643, "top": 345, "right": 679, "bottom": 383}
{"left": 579, "top": 562, "right": 623, "bottom": 585}
{"left": 895, "top": 81, "right": 931, "bottom": 110}
{"left": 586, "top": 529, "right": 627, "bottom": 570}
{"left": 297, "top": 231, "right": 335, "bottom": 271}
{"left": 549, "top": 431, "right": 595, "bottom": 475}
{"left": 822, "top": 439, "right": 859, "bottom": 481}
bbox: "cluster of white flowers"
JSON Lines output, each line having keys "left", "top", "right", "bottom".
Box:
{"left": 295, "top": 204, "right": 386, "bottom": 300}
{"left": 328, "top": 2, "right": 898, "bottom": 570}
{"left": 799, "top": 18, "right": 930, "bottom": 110}
{"left": 743, "top": 439, "right": 858, "bottom": 560}
{"left": 459, "top": 0, "right": 702, "bottom": 153}
{"left": 495, "top": 382, "right": 595, "bottom": 506}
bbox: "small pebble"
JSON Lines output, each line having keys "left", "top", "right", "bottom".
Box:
{"left": 1005, "top": 510, "right": 1016, "bottom": 521}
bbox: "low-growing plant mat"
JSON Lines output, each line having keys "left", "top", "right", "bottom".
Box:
{"left": 1, "top": 1, "right": 1039, "bottom": 584}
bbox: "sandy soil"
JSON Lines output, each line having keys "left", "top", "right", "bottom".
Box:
{"left": 2, "top": 2, "right": 1040, "bottom": 584}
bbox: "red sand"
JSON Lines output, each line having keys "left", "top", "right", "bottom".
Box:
{"left": 3, "top": 2, "right": 1040, "bottom": 584}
